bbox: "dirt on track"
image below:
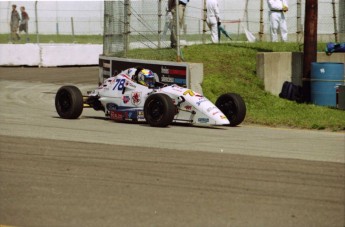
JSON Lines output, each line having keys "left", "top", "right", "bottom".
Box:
{"left": 0, "top": 66, "right": 344, "bottom": 226}
{"left": 0, "top": 66, "right": 99, "bottom": 84}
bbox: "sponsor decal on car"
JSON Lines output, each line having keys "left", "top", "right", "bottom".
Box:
{"left": 196, "top": 98, "right": 207, "bottom": 106}
{"left": 110, "top": 111, "right": 123, "bottom": 121}
{"left": 220, "top": 115, "right": 227, "bottom": 119}
{"left": 137, "top": 110, "right": 145, "bottom": 120}
{"left": 198, "top": 118, "right": 209, "bottom": 123}
{"left": 125, "top": 110, "right": 137, "bottom": 119}
{"left": 122, "top": 96, "right": 130, "bottom": 104}
{"left": 125, "top": 81, "right": 136, "bottom": 89}
{"left": 185, "top": 105, "right": 192, "bottom": 110}
{"left": 183, "top": 89, "right": 195, "bottom": 96}
{"left": 131, "top": 92, "right": 142, "bottom": 105}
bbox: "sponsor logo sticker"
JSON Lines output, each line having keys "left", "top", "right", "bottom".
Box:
{"left": 198, "top": 118, "right": 209, "bottom": 123}
{"left": 122, "top": 96, "right": 130, "bottom": 104}
{"left": 131, "top": 92, "right": 142, "bottom": 105}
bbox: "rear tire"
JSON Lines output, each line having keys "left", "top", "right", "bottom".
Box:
{"left": 144, "top": 93, "right": 175, "bottom": 127}
{"left": 55, "top": 86, "right": 83, "bottom": 119}
{"left": 215, "top": 93, "right": 246, "bottom": 127}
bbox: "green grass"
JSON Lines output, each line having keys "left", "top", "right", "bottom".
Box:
{"left": 128, "top": 42, "right": 345, "bottom": 131}
{"left": 0, "top": 34, "right": 103, "bottom": 44}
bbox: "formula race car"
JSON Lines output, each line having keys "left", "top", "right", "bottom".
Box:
{"left": 55, "top": 67, "right": 246, "bottom": 127}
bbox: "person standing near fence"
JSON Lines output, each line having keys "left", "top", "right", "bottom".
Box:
{"left": 10, "top": 4, "right": 20, "bottom": 42}
{"left": 267, "top": 0, "right": 288, "bottom": 42}
{"left": 168, "top": 0, "right": 189, "bottom": 48}
{"left": 19, "top": 6, "right": 30, "bottom": 42}
{"left": 206, "top": 0, "right": 221, "bottom": 43}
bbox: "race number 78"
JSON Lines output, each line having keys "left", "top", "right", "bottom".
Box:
{"left": 113, "top": 79, "right": 125, "bottom": 91}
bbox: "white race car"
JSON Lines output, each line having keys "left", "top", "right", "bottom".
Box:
{"left": 55, "top": 67, "right": 246, "bottom": 127}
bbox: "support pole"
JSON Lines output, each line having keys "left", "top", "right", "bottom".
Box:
{"left": 332, "top": 0, "right": 338, "bottom": 42}
{"left": 71, "top": 17, "right": 75, "bottom": 42}
{"left": 259, "top": 0, "right": 264, "bottom": 41}
{"left": 35, "top": 1, "right": 39, "bottom": 43}
{"left": 202, "top": 0, "right": 206, "bottom": 44}
{"left": 296, "top": 0, "right": 302, "bottom": 43}
{"left": 124, "top": 0, "right": 130, "bottom": 57}
{"left": 175, "top": 0, "right": 181, "bottom": 62}
{"left": 303, "top": 0, "right": 318, "bottom": 103}
{"left": 158, "top": 0, "right": 162, "bottom": 48}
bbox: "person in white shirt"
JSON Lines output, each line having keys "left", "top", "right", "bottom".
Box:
{"left": 267, "top": 0, "right": 288, "bottom": 42}
{"left": 206, "top": 0, "right": 221, "bottom": 43}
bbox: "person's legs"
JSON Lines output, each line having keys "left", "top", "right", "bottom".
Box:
{"left": 178, "top": 4, "right": 186, "bottom": 28}
{"left": 270, "top": 12, "right": 279, "bottom": 42}
{"left": 11, "top": 26, "right": 20, "bottom": 41}
{"left": 170, "top": 7, "right": 177, "bottom": 48}
{"left": 280, "top": 14, "right": 288, "bottom": 42}
{"left": 207, "top": 17, "right": 218, "bottom": 43}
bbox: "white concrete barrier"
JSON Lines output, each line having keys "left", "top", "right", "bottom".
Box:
{"left": 0, "top": 44, "right": 40, "bottom": 66}
{"left": 0, "top": 44, "right": 102, "bottom": 67}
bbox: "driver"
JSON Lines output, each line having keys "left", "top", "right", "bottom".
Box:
{"left": 136, "top": 69, "right": 156, "bottom": 88}
{"left": 120, "top": 67, "right": 156, "bottom": 88}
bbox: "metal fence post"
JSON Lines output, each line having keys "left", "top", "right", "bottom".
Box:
{"left": 340, "top": 0, "right": 345, "bottom": 42}
{"left": 202, "top": 0, "right": 206, "bottom": 44}
{"left": 35, "top": 1, "right": 39, "bottom": 43}
{"left": 158, "top": 0, "right": 162, "bottom": 48}
{"left": 259, "top": 0, "right": 264, "bottom": 41}
{"left": 332, "top": 0, "right": 338, "bottom": 42}
{"left": 296, "top": 0, "right": 302, "bottom": 43}
{"left": 71, "top": 17, "right": 75, "bottom": 42}
{"left": 175, "top": 0, "right": 181, "bottom": 62}
{"left": 124, "top": 0, "right": 130, "bottom": 57}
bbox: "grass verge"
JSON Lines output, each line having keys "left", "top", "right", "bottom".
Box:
{"left": 128, "top": 42, "right": 345, "bottom": 131}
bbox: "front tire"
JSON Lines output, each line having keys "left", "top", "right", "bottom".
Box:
{"left": 55, "top": 85, "right": 83, "bottom": 119}
{"left": 144, "top": 93, "right": 175, "bottom": 127}
{"left": 215, "top": 93, "right": 246, "bottom": 127}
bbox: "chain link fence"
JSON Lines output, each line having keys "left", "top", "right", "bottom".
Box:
{"left": 103, "top": 0, "right": 345, "bottom": 57}
{"left": 1, "top": 1, "right": 344, "bottom": 56}
{"left": 0, "top": 1, "right": 103, "bottom": 44}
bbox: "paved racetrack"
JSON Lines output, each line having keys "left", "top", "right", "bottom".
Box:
{"left": 0, "top": 67, "right": 344, "bottom": 227}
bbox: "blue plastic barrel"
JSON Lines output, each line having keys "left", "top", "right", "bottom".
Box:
{"left": 311, "top": 62, "right": 344, "bottom": 107}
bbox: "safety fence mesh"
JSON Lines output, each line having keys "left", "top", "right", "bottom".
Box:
{"left": 0, "top": 1, "right": 344, "bottom": 58}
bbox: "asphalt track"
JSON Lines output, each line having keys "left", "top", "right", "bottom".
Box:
{"left": 0, "top": 67, "right": 344, "bottom": 227}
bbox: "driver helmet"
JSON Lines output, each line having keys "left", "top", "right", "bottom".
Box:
{"left": 137, "top": 69, "right": 155, "bottom": 88}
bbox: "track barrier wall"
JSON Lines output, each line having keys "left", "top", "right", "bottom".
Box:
{"left": 0, "top": 44, "right": 102, "bottom": 67}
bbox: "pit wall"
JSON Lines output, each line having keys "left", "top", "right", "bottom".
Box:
{"left": 0, "top": 44, "right": 102, "bottom": 67}
{"left": 256, "top": 52, "right": 345, "bottom": 96}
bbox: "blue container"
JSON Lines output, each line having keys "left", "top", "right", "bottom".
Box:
{"left": 311, "top": 62, "right": 344, "bottom": 107}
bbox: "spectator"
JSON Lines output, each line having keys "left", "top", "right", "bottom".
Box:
{"left": 162, "top": 7, "right": 173, "bottom": 40}
{"left": 10, "top": 4, "right": 20, "bottom": 42}
{"left": 168, "top": 0, "right": 189, "bottom": 48}
{"left": 206, "top": 0, "right": 221, "bottom": 43}
{"left": 19, "top": 6, "right": 30, "bottom": 42}
{"left": 267, "top": 0, "right": 288, "bottom": 42}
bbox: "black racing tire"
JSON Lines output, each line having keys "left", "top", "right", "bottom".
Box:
{"left": 215, "top": 93, "right": 246, "bottom": 127}
{"left": 144, "top": 93, "right": 175, "bottom": 127}
{"left": 55, "top": 85, "right": 83, "bottom": 119}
